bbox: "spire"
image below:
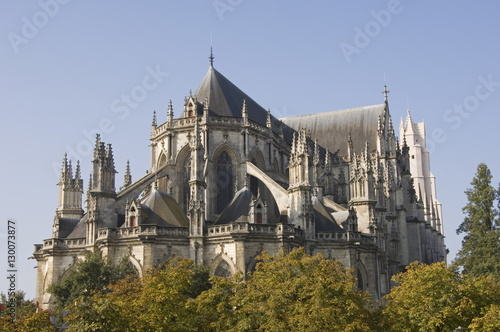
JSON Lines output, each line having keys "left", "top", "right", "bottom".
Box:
{"left": 402, "top": 136, "right": 409, "bottom": 155}
{"left": 324, "top": 149, "right": 331, "bottom": 169}
{"left": 67, "top": 160, "right": 73, "bottom": 181}
{"left": 242, "top": 99, "right": 248, "bottom": 125}
{"left": 91, "top": 138, "right": 116, "bottom": 193}
{"left": 209, "top": 47, "right": 214, "bottom": 67}
{"left": 55, "top": 155, "right": 83, "bottom": 220}
{"left": 152, "top": 110, "right": 157, "bottom": 127}
{"left": 291, "top": 132, "right": 297, "bottom": 157}
{"left": 93, "top": 134, "right": 102, "bottom": 160}
{"left": 106, "top": 144, "right": 114, "bottom": 166}
{"left": 347, "top": 134, "right": 354, "bottom": 161}
{"left": 377, "top": 115, "right": 383, "bottom": 137}
{"left": 75, "top": 160, "right": 83, "bottom": 189}
{"left": 382, "top": 85, "right": 390, "bottom": 102}
{"left": 266, "top": 109, "right": 272, "bottom": 128}
{"left": 88, "top": 173, "right": 93, "bottom": 192}
{"left": 203, "top": 97, "right": 209, "bottom": 113}
{"left": 403, "top": 109, "right": 414, "bottom": 134}
{"left": 123, "top": 160, "right": 132, "bottom": 187}
{"left": 167, "top": 100, "right": 174, "bottom": 124}
{"left": 388, "top": 116, "right": 395, "bottom": 137}
{"left": 60, "top": 153, "right": 69, "bottom": 183}
{"left": 313, "top": 139, "right": 320, "bottom": 166}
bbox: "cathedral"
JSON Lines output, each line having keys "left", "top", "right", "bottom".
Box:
{"left": 34, "top": 52, "right": 446, "bottom": 308}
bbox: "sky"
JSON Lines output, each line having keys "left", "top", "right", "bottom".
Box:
{"left": 1, "top": 1, "right": 500, "bottom": 300}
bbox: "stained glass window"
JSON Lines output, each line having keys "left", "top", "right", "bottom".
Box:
{"left": 216, "top": 151, "right": 233, "bottom": 214}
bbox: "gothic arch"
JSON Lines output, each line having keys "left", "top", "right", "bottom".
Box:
{"left": 128, "top": 255, "right": 143, "bottom": 278}
{"left": 174, "top": 143, "right": 191, "bottom": 166}
{"left": 174, "top": 144, "right": 192, "bottom": 212}
{"left": 273, "top": 157, "right": 280, "bottom": 173}
{"left": 355, "top": 261, "right": 369, "bottom": 291}
{"left": 156, "top": 254, "right": 181, "bottom": 270}
{"left": 210, "top": 253, "right": 236, "bottom": 278}
{"left": 246, "top": 254, "right": 263, "bottom": 276}
{"left": 212, "top": 142, "right": 240, "bottom": 166}
{"left": 157, "top": 152, "right": 167, "bottom": 169}
{"left": 249, "top": 148, "right": 265, "bottom": 169}
{"left": 155, "top": 152, "right": 171, "bottom": 191}
{"left": 212, "top": 143, "right": 239, "bottom": 214}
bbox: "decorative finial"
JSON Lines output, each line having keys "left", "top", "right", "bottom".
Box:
{"left": 204, "top": 97, "right": 209, "bottom": 113}
{"left": 242, "top": 99, "right": 248, "bottom": 119}
{"left": 382, "top": 85, "right": 390, "bottom": 102}
{"left": 75, "top": 160, "right": 81, "bottom": 181}
{"left": 152, "top": 110, "right": 157, "bottom": 127}
{"left": 209, "top": 47, "right": 214, "bottom": 67}
{"left": 123, "top": 160, "right": 132, "bottom": 187}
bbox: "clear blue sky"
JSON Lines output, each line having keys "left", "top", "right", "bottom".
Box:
{"left": 1, "top": 1, "right": 499, "bottom": 300}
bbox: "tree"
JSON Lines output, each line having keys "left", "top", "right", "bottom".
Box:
{"left": 203, "top": 248, "right": 376, "bottom": 332}
{"left": 0, "top": 310, "right": 54, "bottom": 332}
{"left": 65, "top": 257, "right": 210, "bottom": 332}
{"left": 65, "top": 275, "right": 143, "bottom": 332}
{"left": 454, "top": 163, "right": 500, "bottom": 280}
{"left": 0, "top": 290, "right": 36, "bottom": 319}
{"left": 382, "top": 261, "right": 500, "bottom": 331}
{"left": 64, "top": 249, "right": 375, "bottom": 331}
{"left": 47, "top": 248, "right": 137, "bottom": 309}
{"left": 469, "top": 304, "right": 500, "bottom": 331}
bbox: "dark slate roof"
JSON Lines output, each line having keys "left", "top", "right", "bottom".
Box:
{"left": 312, "top": 197, "right": 343, "bottom": 232}
{"left": 194, "top": 66, "right": 281, "bottom": 132}
{"left": 215, "top": 187, "right": 252, "bottom": 225}
{"left": 139, "top": 189, "right": 189, "bottom": 227}
{"left": 56, "top": 218, "right": 80, "bottom": 239}
{"left": 281, "top": 104, "right": 387, "bottom": 156}
{"left": 66, "top": 214, "right": 88, "bottom": 239}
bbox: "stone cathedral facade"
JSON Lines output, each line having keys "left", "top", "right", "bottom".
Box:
{"left": 34, "top": 55, "right": 446, "bottom": 308}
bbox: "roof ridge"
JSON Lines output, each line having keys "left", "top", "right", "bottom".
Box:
{"left": 281, "top": 103, "right": 386, "bottom": 120}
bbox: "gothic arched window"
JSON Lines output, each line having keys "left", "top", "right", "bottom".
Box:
{"left": 216, "top": 151, "right": 234, "bottom": 214}
{"left": 183, "top": 155, "right": 191, "bottom": 213}
{"left": 214, "top": 260, "right": 232, "bottom": 277}
{"left": 357, "top": 268, "right": 364, "bottom": 290}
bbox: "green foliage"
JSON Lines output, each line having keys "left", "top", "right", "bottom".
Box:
{"left": 47, "top": 248, "right": 137, "bottom": 310}
{"left": 135, "top": 258, "right": 211, "bottom": 332}
{"left": 469, "top": 304, "right": 500, "bottom": 331}
{"left": 62, "top": 249, "right": 375, "bottom": 331}
{"left": 0, "top": 310, "right": 54, "bottom": 332}
{"left": 454, "top": 163, "right": 500, "bottom": 280}
{"left": 35, "top": 246, "right": 500, "bottom": 331}
{"left": 224, "top": 248, "right": 375, "bottom": 332}
{"left": 383, "top": 261, "right": 500, "bottom": 331}
{"left": 65, "top": 257, "right": 210, "bottom": 332}
{"left": 0, "top": 290, "right": 36, "bottom": 319}
{"left": 65, "top": 275, "right": 143, "bottom": 332}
